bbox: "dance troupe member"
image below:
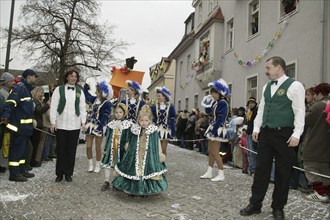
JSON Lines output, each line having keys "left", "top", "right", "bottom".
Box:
{"left": 112, "top": 105, "right": 168, "bottom": 196}
{"left": 83, "top": 81, "right": 113, "bottom": 173}
{"left": 200, "top": 78, "right": 230, "bottom": 182}
{"left": 151, "top": 86, "right": 176, "bottom": 156}
{"left": 100, "top": 103, "right": 131, "bottom": 191}
{"left": 121, "top": 80, "right": 146, "bottom": 124}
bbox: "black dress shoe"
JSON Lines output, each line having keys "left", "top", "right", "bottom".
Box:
{"left": 55, "top": 176, "right": 63, "bottom": 182}
{"left": 272, "top": 209, "right": 285, "bottom": 220}
{"left": 22, "top": 172, "right": 35, "bottom": 178}
{"left": 239, "top": 204, "right": 261, "bottom": 216}
{"left": 65, "top": 175, "right": 72, "bottom": 182}
{"left": 9, "top": 174, "right": 28, "bottom": 182}
{"left": 0, "top": 166, "right": 6, "bottom": 173}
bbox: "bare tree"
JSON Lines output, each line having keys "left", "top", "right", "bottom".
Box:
{"left": 8, "top": 0, "right": 128, "bottom": 84}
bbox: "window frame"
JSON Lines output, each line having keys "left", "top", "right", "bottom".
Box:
{"left": 185, "top": 97, "right": 189, "bottom": 111}
{"left": 247, "top": 0, "right": 260, "bottom": 40}
{"left": 278, "top": 0, "right": 299, "bottom": 22}
{"left": 194, "top": 94, "right": 199, "bottom": 109}
{"left": 226, "top": 16, "right": 235, "bottom": 52}
{"left": 285, "top": 59, "right": 298, "bottom": 79}
{"left": 246, "top": 74, "right": 258, "bottom": 103}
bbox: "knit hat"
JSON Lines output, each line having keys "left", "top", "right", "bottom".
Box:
{"left": 0, "top": 72, "right": 15, "bottom": 83}
{"left": 97, "top": 81, "right": 113, "bottom": 100}
{"left": 208, "top": 78, "right": 230, "bottom": 96}
{"left": 155, "top": 86, "right": 171, "bottom": 102}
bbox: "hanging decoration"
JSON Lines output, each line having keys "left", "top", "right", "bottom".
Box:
{"left": 234, "top": 20, "right": 288, "bottom": 68}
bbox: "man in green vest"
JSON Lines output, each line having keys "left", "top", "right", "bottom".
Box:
{"left": 240, "top": 56, "right": 305, "bottom": 220}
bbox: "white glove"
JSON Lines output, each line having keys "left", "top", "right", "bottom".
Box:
{"left": 201, "top": 95, "right": 215, "bottom": 108}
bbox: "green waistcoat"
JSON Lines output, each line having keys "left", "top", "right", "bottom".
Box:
{"left": 262, "top": 78, "right": 295, "bottom": 128}
{"left": 57, "top": 85, "right": 81, "bottom": 116}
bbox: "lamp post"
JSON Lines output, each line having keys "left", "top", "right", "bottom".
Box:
{"left": 5, "top": 0, "right": 16, "bottom": 72}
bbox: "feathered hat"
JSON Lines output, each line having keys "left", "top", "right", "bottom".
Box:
{"left": 125, "top": 80, "right": 145, "bottom": 95}
{"left": 98, "top": 81, "right": 113, "bottom": 100}
{"left": 116, "top": 103, "right": 128, "bottom": 117}
{"left": 208, "top": 78, "right": 230, "bottom": 96}
{"left": 155, "top": 86, "right": 171, "bottom": 102}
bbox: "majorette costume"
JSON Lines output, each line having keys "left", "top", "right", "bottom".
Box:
{"left": 151, "top": 86, "right": 176, "bottom": 140}
{"left": 101, "top": 104, "right": 131, "bottom": 168}
{"left": 201, "top": 78, "right": 230, "bottom": 142}
{"left": 112, "top": 123, "right": 168, "bottom": 195}
{"left": 121, "top": 80, "right": 146, "bottom": 124}
{"left": 83, "top": 81, "right": 113, "bottom": 136}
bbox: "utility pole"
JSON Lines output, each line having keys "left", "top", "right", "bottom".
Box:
{"left": 5, "top": 0, "right": 15, "bottom": 72}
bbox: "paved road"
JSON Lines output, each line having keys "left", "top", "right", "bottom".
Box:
{"left": 0, "top": 144, "right": 329, "bottom": 219}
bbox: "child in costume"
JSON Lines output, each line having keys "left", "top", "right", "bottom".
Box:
{"left": 112, "top": 105, "right": 168, "bottom": 196}
{"left": 100, "top": 103, "right": 131, "bottom": 191}
{"left": 83, "top": 81, "right": 113, "bottom": 173}
{"left": 121, "top": 80, "right": 146, "bottom": 124}
{"left": 151, "top": 86, "right": 176, "bottom": 156}
{"left": 200, "top": 78, "right": 230, "bottom": 182}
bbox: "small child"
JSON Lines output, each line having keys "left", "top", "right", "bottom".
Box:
{"left": 100, "top": 103, "right": 131, "bottom": 191}
{"left": 112, "top": 105, "right": 168, "bottom": 196}
{"left": 237, "top": 126, "right": 248, "bottom": 174}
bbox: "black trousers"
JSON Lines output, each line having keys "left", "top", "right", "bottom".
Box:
{"left": 250, "top": 127, "right": 295, "bottom": 210}
{"left": 9, "top": 132, "right": 29, "bottom": 175}
{"left": 55, "top": 129, "right": 80, "bottom": 177}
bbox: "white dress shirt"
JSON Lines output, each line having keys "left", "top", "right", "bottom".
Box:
{"left": 253, "top": 75, "right": 305, "bottom": 139}
{"left": 50, "top": 84, "right": 87, "bottom": 130}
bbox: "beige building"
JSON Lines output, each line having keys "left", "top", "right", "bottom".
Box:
{"left": 169, "top": 0, "right": 330, "bottom": 111}
{"left": 147, "top": 57, "right": 176, "bottom": 104}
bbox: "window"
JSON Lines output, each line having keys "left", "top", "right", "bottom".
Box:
{"left": 185, "top": 97, "right": 189, "bottom": 111}
{"left": 248, "top": 0, "right": 260, "bottom": 37}
{"left": 286, "top": 60, "right": 297, "bottom": 79}
{"left": 280, "top": 0, "right": 298, "bottom": 19}
{"left": 194, "top": 94, "right": 198, "bottom": 109}
{"left": 199, "top": 33, "right": 210, "bottom": 63}
{"left": 226, "top": 18, "right": 234, "bottom": 51}
{"left": 179, "top": 60, "right": 183, "bottom": 78}
{"left": 187, "top": 54, "right": 191, "bottom": 72}
{"left": 178, "top": 100, "right": 181, "bottom": 111}
{"left": 198, "top": 2, "right": 203, "bottom": 25}
{"left": 247, "top": 76, "right": 258, "bottom": 101}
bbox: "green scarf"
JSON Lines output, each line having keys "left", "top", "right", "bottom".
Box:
{"left": 57, "top": 85, "right": 81, "bottom": 116}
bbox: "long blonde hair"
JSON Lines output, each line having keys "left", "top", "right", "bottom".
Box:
{"left": 31, "top": 86, "right": 44, "bottom": 103}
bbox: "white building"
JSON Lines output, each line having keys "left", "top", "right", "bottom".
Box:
{"left": 169, "top": 0, "right": 330, "bottom": 111}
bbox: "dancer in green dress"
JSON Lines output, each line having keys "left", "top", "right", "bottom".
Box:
{"left": 100, "top": 103, "right": 131, "bottom": 191}
{"left": 112, "top": 105, "right": 168, "bottom": 196}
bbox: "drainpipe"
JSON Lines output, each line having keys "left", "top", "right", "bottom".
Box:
{"left": 320, "top": 0, "right": 327, "bottom": 82}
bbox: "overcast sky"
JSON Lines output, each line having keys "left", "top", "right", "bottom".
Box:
{"left": 0, "top": 0, "right": 194, "bottom": 87}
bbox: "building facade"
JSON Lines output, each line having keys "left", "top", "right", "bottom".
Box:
{"left": 169, "top": 0, "right": 330, "bottom": 111}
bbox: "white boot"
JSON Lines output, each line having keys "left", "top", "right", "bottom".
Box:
{"left": 211, "top": 169, "right": 225, "bottom": 182}
{"left": 200, "top": 166, "right": 213, "bottom": 179}
{"left": 94, "top": 161, "right": 101, "bottom": 173}
{"left": 88, "top": 159, "right": 94, "bottom": 172}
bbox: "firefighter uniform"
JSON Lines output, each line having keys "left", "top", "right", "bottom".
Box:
{"left": 1, "top": 77, "right": 35, "bottom": 180}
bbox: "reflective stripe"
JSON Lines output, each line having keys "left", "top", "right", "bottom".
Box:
{"left": 20, "top": 97, "right": 32, "bottom": 101}
{"left": 9, "top": 161, "right": 20, "bottom": 166}
{"left": 6, "top": 123, "right": 18, "bottom": 132}
{"left": 19, "top": 160, "right": 25, "bottom": 164}
{"left": 21, "top": 119, "right": 33, "bottom": 124}
{"left": 6, "top": 99, "right": 17, "bottom": 107}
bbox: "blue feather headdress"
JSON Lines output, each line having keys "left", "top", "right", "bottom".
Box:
{"left": 155, "top": 86, "right": 171, "bottom": 102}
{"left": 98, "top": 81, "right": 113, "bottom": 99}
{"left": 208, "top": 78, "right": 230, "bottom": 96}
{"left": 126, "top": 80, "right": 144, "bottom": 95}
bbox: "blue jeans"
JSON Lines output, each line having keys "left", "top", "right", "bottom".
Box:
{"left": 42, "top": 134, "right": 53, "bottom": 159}
{"left": 247, "top": 134, "right": 257, "bottom": 173}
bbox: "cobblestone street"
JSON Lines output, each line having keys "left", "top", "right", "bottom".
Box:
{"left": 0, "top": 143, "right": 329, "bottom": 220}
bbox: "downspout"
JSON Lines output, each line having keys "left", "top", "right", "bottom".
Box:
{"left": 320, "top": 0, "right": 327, "bottom": 82}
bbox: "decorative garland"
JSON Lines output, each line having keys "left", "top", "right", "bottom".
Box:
{"left": 111, "top": 65, "right": 131, "bottom": 74}
{"left": 234, "top": 20, "right": 288, "bottom": 68}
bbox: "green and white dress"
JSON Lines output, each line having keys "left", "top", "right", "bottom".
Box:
{"left": 101, "top": 120, "right": 131, "bottom": 168}
{"left": 112, "top": 123, "right": 168, "bottom": 195}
